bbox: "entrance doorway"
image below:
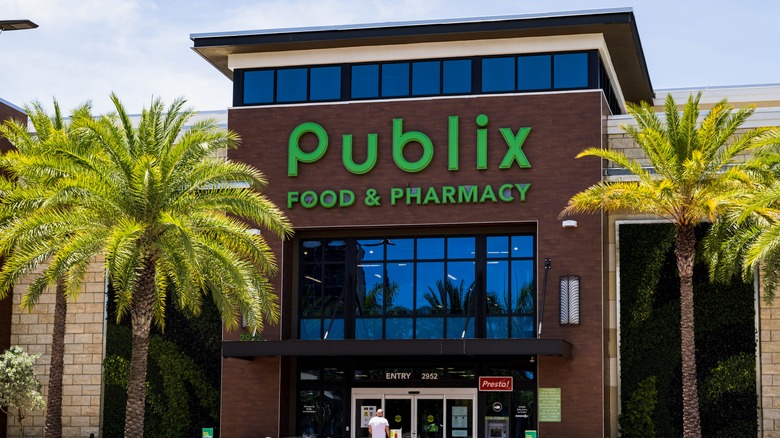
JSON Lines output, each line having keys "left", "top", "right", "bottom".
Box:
{"left": 352, "top": 388, "right": 475, "bottom": 438}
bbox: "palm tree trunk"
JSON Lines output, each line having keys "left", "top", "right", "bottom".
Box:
{"left": 123, "top": 266, "right": 156, "bottom": 438}
{"left": 44, "top": 280, "right": 66, "bottom": 438}
{"left": 675, "top": 224, "right": 701, "bottom": 437}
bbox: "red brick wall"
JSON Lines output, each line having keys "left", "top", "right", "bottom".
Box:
{"left": 225, "top": 91, "right": 606, "bottom": 437}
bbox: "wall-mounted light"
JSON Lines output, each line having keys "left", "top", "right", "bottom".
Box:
{"left": 560, "top": 275, "right": 580, "bottom": 325}
{"left": 562, "top": 220, "right": 578, "bottom": 228}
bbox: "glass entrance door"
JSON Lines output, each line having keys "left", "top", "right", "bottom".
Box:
{"left": 352, "top": 389, "right": 474, "bottom": 438}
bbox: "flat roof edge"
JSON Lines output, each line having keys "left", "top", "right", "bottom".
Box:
{"left": 190, "top": 8, "right": 633, "bottom": 42}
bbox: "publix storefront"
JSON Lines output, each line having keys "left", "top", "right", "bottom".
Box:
{"left": 191, "top": 9, "right": 654, "bottom": 438}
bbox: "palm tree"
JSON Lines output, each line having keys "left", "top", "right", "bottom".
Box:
{"left": 1, "top": 94, "right": 292, "bottom": 437}
{"left": 0, "top": 100, "right": 93, "bottom": 438}
{"left": 560, "top": 93, "right": 768, "bottom": 438}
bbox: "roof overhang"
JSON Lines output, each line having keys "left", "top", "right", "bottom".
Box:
{"left": 223, "top": 338, "right": 573, "bottom": 359}
{"left": 191, "top": 8, "right": 653, "bottom": 104}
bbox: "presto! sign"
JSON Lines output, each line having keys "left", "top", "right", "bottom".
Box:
{"left": 286, "top": 114, "right": 532, "bottom": 209}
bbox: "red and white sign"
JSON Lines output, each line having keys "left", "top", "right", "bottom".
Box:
{"left": 478, "top": 376, "right": 513, "bottom": 391}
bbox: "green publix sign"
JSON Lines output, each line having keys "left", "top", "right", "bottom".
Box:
{"left": 286, "top": 114, "right": 532, "bottom": 209}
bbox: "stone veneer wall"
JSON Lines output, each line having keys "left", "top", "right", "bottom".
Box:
{"left": 6, "top": 258, "right": 105, "bottom": 438}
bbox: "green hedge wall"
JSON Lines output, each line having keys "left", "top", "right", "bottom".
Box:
{"left": 102, "top": 295, "right": 222, "bottom": 437}
{"left": 618, "top": 223, "right": 757, "bottom": 437}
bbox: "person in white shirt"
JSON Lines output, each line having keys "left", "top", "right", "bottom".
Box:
{"left": 367, "top": 408, "right": 390, "bottom": 438}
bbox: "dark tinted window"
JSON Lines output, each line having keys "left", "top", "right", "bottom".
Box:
{"left": 412, "top": 61, "right": 441, "bottom": 95}
{"left": 277, "top": 68, "right": 307, "bottom": 102}
{"left": 243, "top": 70, "right": 274, "bottom": 104}
{"left": 352, "top": 64, "right": 380, "bottom": 98}
{"left": 310, "top": 66, "right": 341, "bottom": 101}
{"left": 482, "top": 57, "right": 515, "bottom": 92}
{"left": 443, "top": 59, "right": 472, "bottom": 94}
{"left": 554, "top": 53, "right": 588, "bottom": 89}
{"left": 518, "top": 55, "right": 551, "bottom": 91}
{"left": 381, "top": 63, "right": 410, "bottom": 97}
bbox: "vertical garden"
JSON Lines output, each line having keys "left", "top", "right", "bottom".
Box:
{"left": 618, "top": 223, "right": 757, "bottom": 437}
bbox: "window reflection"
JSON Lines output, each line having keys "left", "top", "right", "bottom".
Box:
{"left": 299, "top": 234, "right": 535, "bottom": 340}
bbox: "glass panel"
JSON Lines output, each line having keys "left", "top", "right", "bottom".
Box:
{"left": 356, "top": 398, "right": 382, "bottom": 438}
{"left": 446, "top": 366, "right": 476, "bottom": 381}
{"left": 385, "top": 398, "right": 412, "bottom": 438}
{"left": 387, "top": 238, "right": 414, "bottom": 260}
{"left": 300, "top": 264, "right": 321, "bottom": 317}
{"left": 417, "top": 237, "right": 444, "bottom": 260}
{"left": 518, "top": 55, "right": 552, "bottom": 91}
{"left": 310, "top": 66, "right": 341, "bottom": 101}
{"left": 511, "top": 260, "right": 534, "bottom": 314}
{"left": 417, "top": 398, "right": 443, "bottom": 438}
{"left": 355, "top": 317, "right": 382, "bottom": 339}
{"left": 354, "top": 367, "right": 384, "bottom": 381}
{"left": 300, "top": 369, "right": 319, "bottom": 380}
{"left": 447, "top": 316, "right": 474, "bottom": 339}
{"left": 324, "top": 264, "right": 345, "bottom": 316}
{"left": 386, "top": 317, "right": 413, "bottom": 339}
{"left": 325, "top": 239, "right": 347, "bottom": 261}
{"left": 447, "top": 237, "right": 475, "bottom": 259}
{"left": 445, "top": 261, "right": 475, "bottom": 315}
{"left": 387, "top": 262, "right": 413, "bottom": 315}
{"left": 322, "top": 367, "right": 344, "bottom": 381}
{"left": 412, "top": 61, "right": 441, "bottom": 95}
{"left": 443, "top": 59, "right": 472, "bottom": 94}
{"left": 486, "top": 316, "right": 509, "bottom": 338}
{"left": 302, "top": 240, "right": 323, "bottom": 263}
{"left": 358, "top": 239, "right": 384, "bottom": 261}
{"left": 511, "top": 235, "right": 534, "bottom": 258}
{"left": 357, "top": 263, "right": 384, "bottom": 316}
{"left": 486, "top": 236, "right": 508, "bottom": 259}
{"left": 511, "top": 316, "right": 535, "bottom": 339}
{"left": 447, "top": 398, "right": 473, "bottom": 438}
{"left": 277, "top": 68, "right": 307, "bottom": 102}
{"left": 352, "top": 64, "right": 380, "bottom": 98}
{"left": 554, "top": 52, "right": 588, "bottom": 89}
{"left": 482, "top": 57, "right": 515, "bottom": 92}
{"left": 243, "top": 70, "right": 274, "bottom": 104}
{"left": 323, "top": 318, "right": 344, "bottom": 340}
{"left": 417, "top": 262, "right": 444, "bottom": 315}
{"left": 299, "top": 390, "right": 320, "bottom": 437}
{"left": 416, "top": 317, "right": 444, "bottom": 339}
{"left": 514, "top": 389, "right": 536, "bottom": 436}
{"left": 300, "top": 318, "right": 321, "bottom": 340}
{"left": 486, "top": 261, "right": 509, "bottom": 314}
{"left": 322, "top": 390, "right": 344, "bottom": 437}
{"left": 382, "top": 62, "right": 410, "bottom": 97}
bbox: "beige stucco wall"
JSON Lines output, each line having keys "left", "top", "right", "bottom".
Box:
{"left": 6, "top": 258, "right": 105, "bottom": 438}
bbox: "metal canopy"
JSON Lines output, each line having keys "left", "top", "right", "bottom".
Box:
{"left": 223, "top": 338, "right": 573, "bottom": 359}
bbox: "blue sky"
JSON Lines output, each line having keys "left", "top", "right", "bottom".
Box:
{"left": 1, "top": 0, "right": 778, "bottom": 114}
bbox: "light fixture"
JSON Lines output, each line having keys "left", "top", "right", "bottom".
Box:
{"left": 562, "top": 220, "right": 578, "bottom": 228}
{"left": 560, "top": 275, "right": 580, "bottom": 325}
{"left": 0, "top": 19, "right": 38, "bottom": 32}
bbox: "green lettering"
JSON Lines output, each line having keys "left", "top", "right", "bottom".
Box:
{"left": 343, "top": 133, "right": 378, "bottom": 174}
{"left": 458, "top": 185, "right": 477, "bottom": 203}
{"left": 499, "top": 127, "right": 532, "bottom": 169}
{"left": 393, "top": 118, "right": 434, "bottom": 173}
{"left": 423, "top": 187, "right": 441, "bottom": 204}
{"left": 406, "top": 187, "right": 422, "bottom": 204}
{"left": 288, "top": 122, "right": 328, "bottom": 177}
{"left": 300, "top": 191, "right": 318, "bottom": 209}
{"left": 287, "top": 191, "right": 299, "bottom": 209}
{"left": 441, "top": 186, "right": 456, "bottom": 204}
{"left": 320, "top": 190, "right": 337, "bottom": 208}
{"left": 340, "top": 190, "right": 355, "bottom": 207}
{"left": 498, "top": 184, "right": 514, "bottom": 202}
{"left": 515, "top": 183, "right": 531, "bottom": 201}
{"left": 480, "top": 185, "right": 497, "bottom": 203}
{"left": 390, "top": 188, "right": 404, "bottom": 206}
{"left": 448, "top": 116, "right": 459, "bottom": 171}
{"left": 476, "top": 114, "right": 489, "bottom": 170}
